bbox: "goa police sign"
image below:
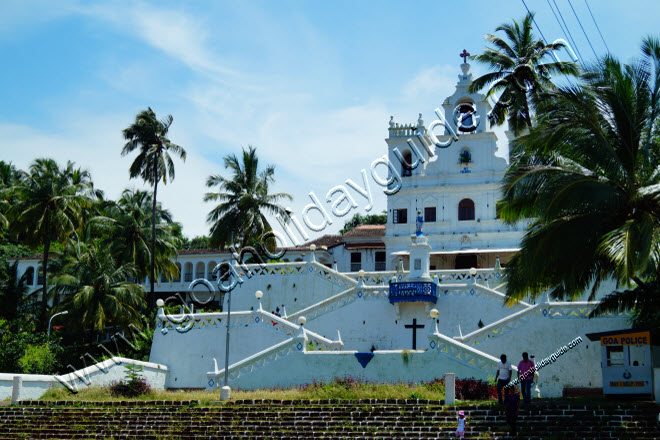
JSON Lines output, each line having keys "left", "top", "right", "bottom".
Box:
{"left": 601, "top": 331, "right": 650, "bottom": 346}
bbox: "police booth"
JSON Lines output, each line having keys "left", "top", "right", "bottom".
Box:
{"left": 586, "top": 329, "right": 658, "bottom": 395}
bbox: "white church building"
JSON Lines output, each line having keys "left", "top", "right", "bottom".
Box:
{"left": 13, "top": 59, "right": 631, "bottom": 398}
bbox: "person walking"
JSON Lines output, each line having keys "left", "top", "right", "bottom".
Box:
{"left": 517, "top": 352, "right": 535, "bottom": 404}
{"left": 454, "top": 410, "right": 467, "bottom": 439}
{"left": 503, "top": 385, "right": 520, "bottom": 436}
{"left": 495, "top": 354, "right": 512, "bottom": 404}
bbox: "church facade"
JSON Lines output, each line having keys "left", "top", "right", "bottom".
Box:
{"left": 383, "top": 61, "right": 525, "bottom": 272}
{"left": 144, "top": 60, "right": 628, "bottom": 398}
{"left": 10, "top": 59, "right": 631, "bottom": 399}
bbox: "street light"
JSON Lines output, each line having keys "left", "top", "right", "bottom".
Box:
{"left": 47, "top": 311, "right": 68, "bottom": 341}
{"left": 469, "top": 267, "right": 477, "bottom": 284}
{"left": 429, "top": 308, "right": 439, "bottom": 334}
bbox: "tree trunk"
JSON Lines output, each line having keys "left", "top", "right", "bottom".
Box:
{"left": 523, "top": 95, "right": 533, "bottom": 129}
{"left": 150, "top": 162, "right": 158, "bottom": 310}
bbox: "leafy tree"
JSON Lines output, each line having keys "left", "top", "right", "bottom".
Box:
{"left": 50, "top": 239, "right": 145, "bottom": 334}
{"left": 92, "top": 189, "right": 179, "bottom": 282}
{"left": 188, "top": 236, "right": 211, "bottom": 249}
{"left": 498, "top": 37, "right": 660, "bottom": 327}
{"left": 340, "top": 212, "right": 387, "bottom": 235}
{"left": 205, "top": 146, "right": 292, "bottom": 248}
{"left": 121, "top": 107, "right": 186, "bottom": 305}
{"left": 0, "top": 262, "right": 28, "bottom": 322}
{"left": 468, "top": 12, "right": 579, "bottom": 134}
{"left": 0, "top": 161, "right": 23, "bottom": 234}
{"left": 18, "top": 343, "right": 58, "bottom": 375}
{"left": 4, "top": 159, "right": 93, "bottom": 324}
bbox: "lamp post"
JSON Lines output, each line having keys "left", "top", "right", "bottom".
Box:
{"left": 219, "top": 255, "right": 240, "bottom": 402}
{"left": 429, "top": 308, "right": 439, "bottom": 334}
{"left": 255, "top": 290, "right": 263, "bottom": 310}
{"left": 47, "top": 311, "right": 68, "bottom": 341}
{"left": 469, "top": 267, "right": 477, "bottom": 284}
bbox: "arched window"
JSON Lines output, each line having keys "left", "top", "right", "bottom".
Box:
{"left": 37, "top": 266, "right": 44, "bottom": 285}
{"left": 401, "top": 150, "right": 413, "bottom": 176}
{"left": 208, "top": 261, "right": 217, "bottom": 280}
{"left": 458, "top": 199, "right": 475, "bottom": 221}
{"left": 25, "top": 267, "right": 35, "bottom": 286}
{"left": 195, "top": 262, "right": 205, "bottom": 279}
{"left": 184, "top": 262, "right": 193, "bottom": 282}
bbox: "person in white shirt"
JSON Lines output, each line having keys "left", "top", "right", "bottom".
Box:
{"left": 495, "top": 354, "right": 512, "bottom": 404}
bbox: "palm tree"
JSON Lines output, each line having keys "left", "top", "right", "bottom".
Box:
{"left": 121, "top": 108, "right": 186, "bottom": 304}
{"left": 497, "top": 37, "right": 660, "bottom": 326}
{"left": 92, "top": 189, "right": 180, "bottom": 282}
{"left": 205, "top": 146, "right": 292, "bottom": 249}
{"left": 0, "top": 161, "right": 23, "bottom": 233}
{"left": 5, "top": 159, "right": 93, "bottom": 323}
{"left": 50, "top": 239, "right": 145, "bottom": 334}
{"left": 468, "top": 12, "right": 579, "bottom": 134}
{"left": 0, "top": 262, "right": 29, "bottom": 322}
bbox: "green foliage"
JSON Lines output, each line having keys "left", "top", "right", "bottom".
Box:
{"left": 468, "top": 12, "right": 579, "bottom": 134}
{"left": 3, "top": 158, "right": 95, "bottom": 325}
{"left": 91, "top": 189, "right": 180, "bottom": 282}
{"left": 108, "top": 364, "right": 151, "bottom": 397}
{"left": 50, "top": 239, "right": 145, "bottom": 334}
{"left": 18, "top": 343, "right": 57, "bottom": 374}
{"left": 0, "top": 320, "right": 57, "bottom": 373}
{"left": 340, "top": 212, "right": 387, "bottom": 235}
{"left": 187, "top": 236, "right": 211, "bottom": 250}
{"left": 205, "top": 146, "right": 292, "bottom": 248}
{"left": 498, "top": 36, "right": 660, "bottom": 325}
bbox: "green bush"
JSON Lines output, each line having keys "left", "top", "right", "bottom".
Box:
{"left": 18, "top": 343, "right": 58, "bottom": 374}
{"left": 108, "top": 364, "right": 152, "bottom": 397}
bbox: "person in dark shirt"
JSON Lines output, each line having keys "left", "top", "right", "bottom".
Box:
{"left": 503, "top": 385, "right": 520, "bottom": 437}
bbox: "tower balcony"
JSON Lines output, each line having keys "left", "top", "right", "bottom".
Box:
{"left": 388, "top": 281, "right": 437, "bottom": 304}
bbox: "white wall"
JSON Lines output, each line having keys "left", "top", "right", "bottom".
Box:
{"left": 0, "top": 357, "right": 168, "bottom": 401}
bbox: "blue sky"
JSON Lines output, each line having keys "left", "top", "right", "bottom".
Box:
{"left": 1, "top": 1, "right": 659, "bottom": 241}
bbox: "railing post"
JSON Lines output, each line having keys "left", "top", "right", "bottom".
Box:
{"left": 11, "top": 376, "right": 22, "bottom": 404}
{"left": 444, "top": 373, "right": 455, "bottom": 405}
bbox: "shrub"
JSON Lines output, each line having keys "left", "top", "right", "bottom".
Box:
{"left": 18, "top": 343, "right": 58, "bottom": 374}
{"left": 108, "top": 364, "right": 151, "bottom": 397}
{"left": 455, "top": 378, "right": 496, "bottom": 400}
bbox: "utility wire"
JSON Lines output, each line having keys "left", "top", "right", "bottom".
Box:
{"left": 552, "top": 0, "right": 586, "bottom": 65}
{"left": 521, "top": 0, "right": 550, "bottom": 45}
{"left": 567, "top": 0, "right": 599, "bottom": 59}
{"left": 584, "top": 0, "right": 610, "bottom": 53}
{"left": 546, "top": 0, "right": 586, "bottom": 69}
{"left": 522, "top": 0, "right": 577, "bottom": 90}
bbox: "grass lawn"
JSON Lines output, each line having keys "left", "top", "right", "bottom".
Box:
{"left": 39, "top": 379, "right": 447, "bottom": 405}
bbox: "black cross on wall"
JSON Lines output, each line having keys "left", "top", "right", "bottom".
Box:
{"left": 405, "top": 318, "right": 425, "bottom": 350}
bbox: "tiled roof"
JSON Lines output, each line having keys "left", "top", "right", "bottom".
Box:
{"left": 291, "top": 234, "right": 344, "bottom": 251}
{"left": 342, "top": 224, "right": 386, "bottom": 238}
{"left": 178, "top": 248, "right": 231, "bottom": 255}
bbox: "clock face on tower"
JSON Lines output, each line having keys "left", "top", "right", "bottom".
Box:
{"left": 453, "top": 102, "right": 480, "bottom": 133}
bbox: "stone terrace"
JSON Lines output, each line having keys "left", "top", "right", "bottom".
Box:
{"left": 0, "top": 399, "right": 657, "bottom": 439}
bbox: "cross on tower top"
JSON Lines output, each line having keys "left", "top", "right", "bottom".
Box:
{"left": 460, "top": 49, "right": 470, "bottom": 63}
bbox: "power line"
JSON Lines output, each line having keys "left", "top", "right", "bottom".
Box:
{"left": 567, "top": 0, "right": 599, "bottom": 59}
{"left": 552, "top": 0, "right": 586, "bottom": 65}
{"left": 584, "top": 0, "right": 610, "bottom": 53}
{"left": 546, "top": 0, "right": 586, "bottom": 69}
{"left": 521, "top": 0, "right": 577, "bottom": 89}
{"left": 521, "top": 0, "right": 550, "bottom": 45}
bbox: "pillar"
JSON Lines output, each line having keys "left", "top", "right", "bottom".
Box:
{"left": 444, "top": 373, "right": 455, "bottom": 405}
